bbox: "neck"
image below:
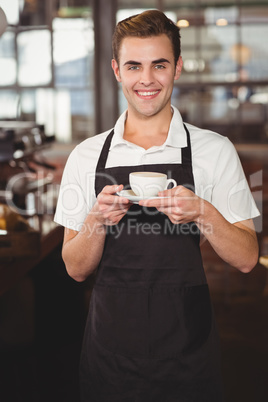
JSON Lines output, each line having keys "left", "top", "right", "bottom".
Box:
{"left": 124, "top": 104, "right": 173, "bottom": 141}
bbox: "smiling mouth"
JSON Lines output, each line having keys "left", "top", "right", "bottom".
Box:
{"left": 136, "top": 90, "right": 160, "bottom": 97}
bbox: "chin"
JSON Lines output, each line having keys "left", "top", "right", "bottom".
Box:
{"left": 136, "top": 106, "right": 162, "bottom": 118}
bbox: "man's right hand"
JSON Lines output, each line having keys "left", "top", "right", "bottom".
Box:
{"left": 92, "top": 184, "right": 131, "bottom": 226}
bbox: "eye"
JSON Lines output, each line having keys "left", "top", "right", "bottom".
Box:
{"left": 129, "top": 65, "right": 140, "bottom": 71}
{"left": 154, "top": 64, "right": 165, "bottom": 70}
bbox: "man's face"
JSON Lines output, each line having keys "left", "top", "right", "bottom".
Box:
{"left": 112, "top": 34, "right": 183, "bottom": 119}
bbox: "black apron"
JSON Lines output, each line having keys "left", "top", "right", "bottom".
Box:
{"left": 80, "top": 125, "right": 224, "bottom": 402}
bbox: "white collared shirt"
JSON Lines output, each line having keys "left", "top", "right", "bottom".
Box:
{"left": 54, "top": 106, "right": 259, "bottom": 231}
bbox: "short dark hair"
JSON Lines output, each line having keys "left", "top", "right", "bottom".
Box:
{"left": 112, "top": 9, "right": 181, "bottom": 65}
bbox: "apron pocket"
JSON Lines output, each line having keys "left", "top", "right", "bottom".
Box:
{"left": 149, "top": 284, "right": 212, "bottom": 359}
{"left": 91, "top": 284, "right": 149, "bottom": 358}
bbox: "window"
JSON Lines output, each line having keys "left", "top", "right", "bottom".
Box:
{"left": 167, "top": 0, "right": 268, "bottom": 143}
{"left": 17, "top": 30, "right": 52, "bottom": 86}
{"left": 117, "top": 0, "right": 268, "bottom": 143}
{"left": 0, "top": 31, "right": 16, "bottom": 86}
{"left": 0, "top": 0, "right": 94, "bottom": 142}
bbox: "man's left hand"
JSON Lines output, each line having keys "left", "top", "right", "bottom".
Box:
{"left": 139, "top": 185, "right": 204, "bottom": 225}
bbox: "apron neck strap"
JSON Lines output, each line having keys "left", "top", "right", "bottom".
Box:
{"left": 95, "top": 129, "right": 114, "bottom": 172}
{"left": 182, "top": 124, "right": 192, "bottom": 165}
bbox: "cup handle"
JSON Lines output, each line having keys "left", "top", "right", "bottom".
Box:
{"left": 165, "top": 178, "right": 177, "bottom": 190}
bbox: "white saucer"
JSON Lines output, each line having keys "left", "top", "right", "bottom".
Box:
{"left": 117, "top": 189, "right": 168, "bottom": 204}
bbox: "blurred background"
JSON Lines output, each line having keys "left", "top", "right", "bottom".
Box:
{"left": 0, "top": 1, "right": 267, "bottom": 401}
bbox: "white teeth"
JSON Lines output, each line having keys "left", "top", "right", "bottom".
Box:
{"left": 137, "top": 91, "right": 158, "bottom": 96}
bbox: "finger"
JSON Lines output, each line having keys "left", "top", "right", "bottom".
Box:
{"left": 157, "top": 207, "right": 182, "bottom": 217}
{"left": 158, "top": 185, "right": 185, "bottom": 197}
{"left": 98, "top": 191, "right": 129, "bottom": 205}
{"left": 171, "top": 217, "right": 182, "bottom": 225}
{"left": 102, "top": 184, "right": 124, "bottom": 195}
{"left": 103, "top": 207, "right": 130, "bottom": 225}
{"left": 98, "top": 202, "right": 130, "bottom": 219}
{"left": 99, "top": 207, "right": 127, "bottom": 223}
{"left": 139, "top": 196, "right": 174, "bottom": 209}
{"left": 111, "top": 206, "right": 130, "bottom": 216}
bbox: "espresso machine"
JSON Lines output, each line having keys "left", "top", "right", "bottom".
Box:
{"left": 0, "top": 121, "right": 56, "bottom": 217}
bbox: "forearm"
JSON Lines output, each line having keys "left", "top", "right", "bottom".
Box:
{"left": 197, "top": 201, "right": 259, "bottom": 273}
{"left": 62, "top": 184, "right": 130, "bottom": 282}
{"left": 62, "top": 212, "right": 106, "bottom": 282}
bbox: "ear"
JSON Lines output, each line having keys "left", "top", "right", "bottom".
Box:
{"left": 174, "top": 56, "right": 183, "bottom": 80}
{"left": 111, "top": 59, "right": 121, "bottom": 82}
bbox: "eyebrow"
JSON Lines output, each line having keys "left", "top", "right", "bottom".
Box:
{"left": 123, "top": 58, "right": 171, "bottom": 66}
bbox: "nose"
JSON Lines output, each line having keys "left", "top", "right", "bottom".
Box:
{"left": 139, "top": 67, "right": 154, "bottom": 86}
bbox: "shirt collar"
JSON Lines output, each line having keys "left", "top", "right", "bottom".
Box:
{"left": 110, "top": 105, "right": 187, "bottom": 150}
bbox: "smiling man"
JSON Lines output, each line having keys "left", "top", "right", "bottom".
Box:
{"left": 112, "top": 35, "right": 182, "bottom": 119}
{"left": 111, "top": 34, "right": 183, "bottom": 150}
{"left": 54, "top": 10, "right": 259, "bottom": 402}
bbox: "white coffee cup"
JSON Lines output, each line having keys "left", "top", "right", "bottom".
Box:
{"left": 129, "top": 172, "right": 177, "bottom": 197}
